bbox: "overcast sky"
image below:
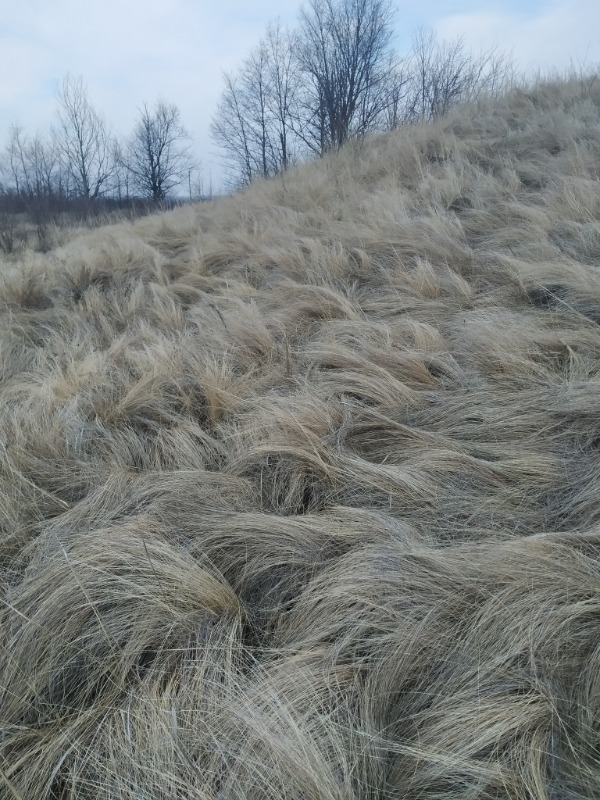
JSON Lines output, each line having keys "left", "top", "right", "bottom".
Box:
{"left": 1, "top": 0, "right": 599, "bottom": 190}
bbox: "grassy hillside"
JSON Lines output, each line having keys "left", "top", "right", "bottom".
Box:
{"left": 1, "top": 76, "right": 600, "bottom": 798}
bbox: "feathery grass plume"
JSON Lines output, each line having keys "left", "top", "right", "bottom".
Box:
{"left": 2, "top": 72, "right": 600, "bottom": 798}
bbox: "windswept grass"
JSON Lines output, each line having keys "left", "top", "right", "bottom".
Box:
{"left": 1, "top": 75, "right": 600, "bottom": 798}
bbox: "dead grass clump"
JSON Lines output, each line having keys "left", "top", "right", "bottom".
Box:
{"left": 2, "top": 74, "right": 600, "bottom": 798}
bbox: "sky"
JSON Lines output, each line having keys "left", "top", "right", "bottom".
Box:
{"left": 1, "top": 0, "right": 599, "bottom": 191}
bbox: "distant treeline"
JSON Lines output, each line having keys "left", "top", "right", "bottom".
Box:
{"left": 0, "top": 75, "right": 206, "bottom": 247}
{"left": 210, "top": 0, "right": 514, "bottom": 187}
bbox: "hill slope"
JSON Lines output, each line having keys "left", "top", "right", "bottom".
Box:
{"left": 1, "top": 77, "right": 600, "bottom": 798}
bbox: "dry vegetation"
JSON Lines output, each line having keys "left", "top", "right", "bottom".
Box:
{"left": 1, "top": 75, "right": 600, "bottom": 798}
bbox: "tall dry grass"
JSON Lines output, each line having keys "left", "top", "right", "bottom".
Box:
{"left": 1, "top": 75, "right": 600, "bottom": 798}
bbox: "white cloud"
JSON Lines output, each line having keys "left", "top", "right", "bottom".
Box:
{"left": 434, "top": 0, "right": 600, "bottom": 73}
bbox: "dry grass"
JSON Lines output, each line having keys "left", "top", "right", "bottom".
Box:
{"left": 1, "top": 75, "right": 600, "bottom": 798}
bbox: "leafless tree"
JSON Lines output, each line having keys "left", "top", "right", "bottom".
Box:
{"left": 405, "top": 29, "right": 514, "bottom": 123}
{"left": 124, "top": 101, "right": 196, "bottom": 202}
{"left": 26, "top": 134, "right": 59, "bottom": 200}
{"left": 381, "top": 59, "right": 411, "bottom": 129}
{"left": 4, "top": 124, "right": 29, "bottom": 196}
{"left": 213, "top": 2, "right": 397, "bottom": 183}
{"left": 211, "top": 22, "right": 300, "bottom": 187}
{"left": 297, "top": 0, "right": 396, "bottom": 153}
{"left": 211, "top": 73, "right": 256, "bottom": 186}
{"left": 243, "top": 41, "right": 274, "bottom": 180}
{"left": 2, "top": 124, "right": 61, "bottom": 202}
{"left": 111, "top": 140, "right": 132, "bottom": 203}
{"left": 264, "top": 22, "right": 301, "bottom": 172}
{"left": 54, "top": 75, "right": 115, "bottom": 200}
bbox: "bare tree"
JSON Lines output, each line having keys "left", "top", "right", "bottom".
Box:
{"left": 111, "top": 140, "right": 132, "bottom": 203}
{"left": 2, "top": 124, "right": 61, "bottom": 202}
{"left": 297, "top": 0, "right": 396, "bottom": 153}
{"left": 26, "top": 134, "right": 59, "bottom": 201}
{"left": 54, "top": 75, "right": 115, "bottom": 200}
{"left": 213, "top": 2, "right": 397, "bottom": 183}
{"left": 211, "top": 22, "right": 300, "bottom": 187}
{"left": 264, "top": 22, "right": 301, "bottom": 173}
{"left": 4, "top": 124, "right": 28, "bottom": 196}
{"left": 124, "top": 101, "right": 196, "bottom": 202}
{"left": 405, "top": 29, "right": 514, "bottom": 123}
{"left": 243, "top": 41, "right": 273, "bottom": 180}
{"left": 381, "top": 59, "right": 411, "bottom": 129}
{"left": 211, "top": 73, "right": 256, "bottom": 187}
